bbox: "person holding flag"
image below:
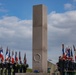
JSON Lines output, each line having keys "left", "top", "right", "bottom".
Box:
{"left": 14, "top": 51, "right": 19, "bottom": 73}
{"left": 0, "top": 47, "right": 4, "bottom": 75}
{"left": 73, "top": 45, "right": 76, "bottom": 71}
{"left": 19, "top": 51, "right": 23, "bottom": 73}
{"left": 23, "top": 53, "right": 28, "bottom": 73}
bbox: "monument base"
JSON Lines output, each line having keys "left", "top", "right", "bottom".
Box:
{"left": 15, "top": 73, "right": 50, "bottom": 75}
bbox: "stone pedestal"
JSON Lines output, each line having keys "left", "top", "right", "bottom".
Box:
{"left": 16, "top": 73, "right": 50, "bottom": 75}
{"left": 33, "top": 4, "right": 47, "bottom": 73}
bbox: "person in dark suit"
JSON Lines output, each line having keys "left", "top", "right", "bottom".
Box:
{"left": 57, "top": 56, "right": 65, "bottom": 75}
{"left": 0, "top": 59, "right": 4, "bottom": 75}
{"left": 7, "top": 59, "right": 12, "bottom": 75}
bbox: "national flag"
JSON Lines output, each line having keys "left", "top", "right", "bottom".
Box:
{"left": 5, "top": 47, "right": 9, "bottom": 61}
{"left": 0, "top": 47, "right": 4, "bottom": 62}
{"left": 70, "top": 48, "right": 73, "bottom": 61}
{"left": 15, "top": 52, "right": 18, "bottom": 62}
{"left": 24, "top": 53, "right": 27, "bottom": 64}
{"left": 67, "top": 48, "right": 70, "bottom": 57}
{"left": 75, "top": 56, "right": 76, "bottom": 61}
{"left": 73, "top": 45, "right": 75, "bottom": 51}
{"left": 8, "top": 50, "right": 11, "bottom": 60}
{"left": 8, "top": 50, "right": 11, "bottom": 59}
{"left": 65, "top": 48, "right": 70, "bottom": 59}
{"left": 62, "top": 44, "right": 64, "bottom": 55}
{"left": 73, "top": 45, "right": 76, "bottom": 62}
{"left": 11, "top": 51, "right": 14, "bottom": 64}
{"left": 19, "top": 51, "right": 21, "bottom": 61}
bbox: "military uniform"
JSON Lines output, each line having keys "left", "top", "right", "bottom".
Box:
{"left": 3, "top": 61, "right": 8, "bottom": 75}
{"left": 0, "top": 62, "right": 4, "bottom": 75}
{"left": 23, "top": 64, "right": 28, "bottom": 73}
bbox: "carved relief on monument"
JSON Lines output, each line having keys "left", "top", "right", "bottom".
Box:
{"left": 34, "top": 53, "right": 41, "bottom": 63}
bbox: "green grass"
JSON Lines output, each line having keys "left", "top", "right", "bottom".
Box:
{"left": 26, "top": 68, "right": 32, "bottom": 73}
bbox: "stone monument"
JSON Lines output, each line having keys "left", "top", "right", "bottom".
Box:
{"left": 16, "top": 4, "right": 48, "bottom": 75}
{"left": 33, "top": 4, "right": 47, "bottom": 73}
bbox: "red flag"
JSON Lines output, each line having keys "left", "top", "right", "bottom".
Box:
{"left": 0, "top": 47, "right": 4, "bottom": 62}
{"left": 15, "top": 52, "right": 18, "bottom": 62}
{"left": 11, "top": 51, "right": 14, "bottom": 64}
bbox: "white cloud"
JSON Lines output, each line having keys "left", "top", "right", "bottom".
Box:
{"left": 1, "top": 10, "right": 76, "bottom": 67}
{"left": 0, "top": 16, "right": 32, "bottom": 39}
{"left": 0, "top": 16, "right": 32, "bottom": 52}
{"left": 48, "top": 10, "right": 76, "bottom": 63}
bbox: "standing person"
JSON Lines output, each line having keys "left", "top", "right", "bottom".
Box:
{"left": 0, "top": 59, "right": 4, "bottom": 75}
{"left": 4, "top": 59, "right": 8, "bottom": 75}
{"left": 19, "top": 51, "right": 23, "bottom": 73}
{"left": 57, "top": 56, "right": 65, "bottom": 75}
{"left": 0, "top": 47, "right": 4, "bottom": 75}
{"left": 11, "top": 51, "right": 14, "bottom": 75}
{"left": 7, "top": 58, "right": 12, "bottom": 75}
{"left": 19, "top": 61, "right": 23, "bottom": 73}
{"left": 23, "top": 53, "right": 27, "bottom": 73}
{"left": 14, "top": 52, "right": 19, "bottom": 73}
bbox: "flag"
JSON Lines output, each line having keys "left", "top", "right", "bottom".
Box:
{"left": 62, "top": 44, "right": 64, "bottom": 55}
{"left": 5, "top": 47, "right": 9, "bottom": 61}
{"left": 67, "top": 48, "right": 70, "bottom": 58}
{"left": 11, "top": 51, "right": 14, "bottom": 64}
{"left": 8, "top": 50, "right": 11, "bottom": 60}
{"left": 19, "top": 51, "right": 21, "bottom": 61}
{"left": 0, "top": 47, "right": 4, "bottom": 62}
{"left": 15, "top": 52, "right": 18, "bottom": 62}
{"left": 73, "top": 45, "right": 75, "bottom": 51}
{"left": 70, "top": 48, "right": 73, "bottom": 61}
{"left": 65, "top": 48, "right": 70, "bottom": 59}
{"left": 75, "top": 56, "right": 76, "bottom": 61}
{"left": 24, "top": 53, "right": 27, "bottom": 64}
{"left": 71, "top": 48, "right": 73, "bottom": 57}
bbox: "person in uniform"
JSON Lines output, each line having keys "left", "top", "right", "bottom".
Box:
{"left": 57, "top": 56, "right": 65, "bottom": 75}
{"left": 19, "top": 61, "right": 23, "bottom": 73}
{"left": 0, "top": 59, "right": 4, "bottom": 75}
{"left": 4, "top": 59, "right": 8, "bottom": 75}
{"left": 7, "top": 59, "right": 12, "bottom": 75}
{"left": 22, "top": 63, "right": 28, "bottom": 73}
{"left": 14, "top": 61, "right": 19, "bottom": 73}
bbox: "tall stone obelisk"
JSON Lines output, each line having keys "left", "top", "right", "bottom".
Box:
{"left": 33, "top": 4, "right": 47, "bottom": 73}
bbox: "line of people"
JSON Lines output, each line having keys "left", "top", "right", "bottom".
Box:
{"left": 57, "top": 56, "right": 76, "bottom": 75}
{"left": 0, "top": 59, "right": 29, "bottom": 75}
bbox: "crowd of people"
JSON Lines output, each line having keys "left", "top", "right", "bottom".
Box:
{"left": 57, "top": 56, "right": 76, "bottom": 75}
{"left": 57, "top": 44, "right": 76, "bottom": 75}
{"left": 0, "top": 47, "right": 29, "bottom": 75}
{"left": 0, "top": 59, "right": 28, "bottom": 75}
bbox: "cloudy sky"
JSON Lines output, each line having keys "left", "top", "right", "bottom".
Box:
{"left": 0, "top": 0, "right": 76, "bottom": 68}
